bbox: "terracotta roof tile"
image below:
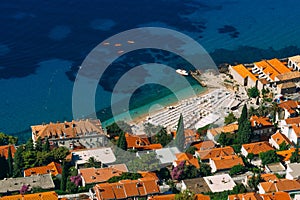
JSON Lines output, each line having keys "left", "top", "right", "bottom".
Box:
{"left": 0, "top": 145, "right": 16, "bottom": 159}
{"left": 211, "top": 155, "right": 244, "bottom": 171}
{"left": 31, "top": 119, "right": 104, "bottom": 141}
{"left": 196, "top": 146, "right": 235, "bottom": 160}
{"left": 79, "top": 167, "right": 124, "bottom": 184}
{"left": 208, "top": 123, "right": 238, "bottom": 137}
{"left": 175, "top": 153, "right": 200, "bottom": 168}
{"left": 260, "top": 191, "right": 291, "bottom": 200}
{"left": 192, "top": 140, "right": 215, "bottom": 151}
{"left": 24, "top": 162, "right": 62, "bottom": 177}
{"left": 232, "top": 64, "right": 258, "bottom": 81}
{"left": 228, "top": 192, "right": 261, "bottom": 200}
{"left": 260, "top": 179, "right": 300, "bottom": 193}
{"left": 255, "top": 60, "right": 279, "bottom": 81}
{"left": 276, "top": 71, "right": 300, "bottom": 81}
{"left": 0, "top": 191, "right": 58, "bottom": 200}
{"left": 279, "top": 101, "right": 300, "bottom": 115}
{"left": 250, "top": 115, "right": 273, "bottom": 127}
{"left": 271, "top": 132, "right": 292, "bottom": 146}
{"left": 148, "top": 194, "right": 176, "bottom": 200}
{"left": 242, "top": 141, "right": 274, "bottom": 155}
{"left": 276, "top": 148, "right": 298, "bottom": 161}
{"left": 266, "top": 58, "right": 291, "bottom": 74}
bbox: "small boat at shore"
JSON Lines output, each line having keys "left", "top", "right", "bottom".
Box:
{"left": 176, "top": 69, "right": 189, "bottom": 76}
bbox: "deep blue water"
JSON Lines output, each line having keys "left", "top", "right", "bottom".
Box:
{"left": 1, "top": 0, "right": 300, "bottom": 142}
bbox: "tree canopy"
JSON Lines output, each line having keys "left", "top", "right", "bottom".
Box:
{"left": 247, "top": 87, "right": 260, "bottom": 98}
{"left": 237, "top": 105, "right": 252, "bottom": 144}
{"left": 224, "top": 112, "right": 237, "bottom": 125}
{"left": 259, "top": 150, "right": 280, "bottom": 165}
{"left": 0, "top": 132, "right": 18, "bottom": 145}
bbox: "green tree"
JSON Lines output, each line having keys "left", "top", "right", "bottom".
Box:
{"left": 60, "top": 161, "right": 68, "bottom": 191}
{"left": 107, "top": 172, "right": 142, "bottom": 183}
{"left": 279, "top": 141, "right": 290, "bottom": 151}
{"left": 199, "top": 163, "right": 212, "bottom": 177}
{"left": 106, "top": 121, "right": 131, "bottom": 138}
{"left": 0, "top": 155, "right": 8, "bottom": 179}
{"left": 84, "top": 157, "right": 101, "bottom": 168}
{"left": 0, "top": 132, "right": 18, "bottom": 145}
{"left": 290, "top": 146, "right": 300, "bottom": 163}
{"left": 175, "top": 114, "right": 185, "bottom": 152}
{"left": 247, "top": 87, "right": 260, "bottom": 98}
{"left": 259, "top": 150, "right": 280, "bottom": 165}
{"left": 237, "top": 105, "right": 251, "bottom": 144}
{"left": 13, "top": 145, "right": 24, "bottom": 177}
{"left": 232, "top": 183, "right": 247, "bottom": 194}
{"left": 7, "top": 147, "right": 13, "bottom": 177}
{"left": 182, "top": 164, "right": 199, "bottom": 179}
{"left": 175, "top": 190, "right": 194, "bottom": 200}
{"left": 117, "top": 131, "right": 127, "bottom": 151}
{"left": 217, "top": 132, "right": 234, "bottom": 146}
{"left": 25, "top": 138, "right": 34, "bottom": 152}
{"left": 248, "top": 106, "right": 258, "bottom": 117}
{"left": 66, "top": 181, "right": 78, "bottom": 193}
{"left": 185, "top": 146, "right": 197, "bottom": 155}
{"left": 127, "top": 152, "right": 160, "bottom": 172}
{"left": 153, "top": 128, "right": 172, "bottom": 147}
{"left": 43, "top": 138, "right": 50, "bottom": 152}
{"left": 248, "top": 173, "right": 262, "bottom": 190}
{"left": 224, "top": 112, "right": 237, "bottom": 125}
{"left": 229, "top": 164, "right": 246, "bottom": 176}
{"left": 35, "top": 151, "right": 50, "bottom": 166}
{"left": 50, "top": 147, "right": 69, "bottom": 162}
{"left": 23, "top": 151, "right": 37, "bottom": 169}
{"left": 35, "top": 137, "right": 43, "bottom": 152}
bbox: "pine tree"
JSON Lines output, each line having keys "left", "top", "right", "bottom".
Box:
{"left": 175, "top": 114, "right": 185, "bottom": 152}
{"left": 43, "top": 138, "right": 50, "bottom": 152}
{"left": 13, "top": 145, "right": 24, "bottom": 177}
{"left": 60, "top": 161, "right": 68, "bottom": 191}
{"left": 117, "top": 132, "right": 127, "bottom": 151}
{"left": 25, "top": 138, "right": 34, "bottom": 152}
{"left": 35, "top": 137, "right": 43, "bottom": 152}
{"left": 7, "top": 146, "right": 13, "bottom": 177}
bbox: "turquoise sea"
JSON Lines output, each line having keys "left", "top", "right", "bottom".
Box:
{"left": 1, "top": 0, "right": 300, "bottom": 143}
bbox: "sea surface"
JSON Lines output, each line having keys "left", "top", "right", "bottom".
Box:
{"left": 1, "top": 0, "right": 300, "bottom": 143}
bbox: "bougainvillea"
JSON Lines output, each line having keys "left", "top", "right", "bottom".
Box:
{"left": 171, "top": 161, "right": 185, "bottom": 180}
{"left": 20, "top": 184, "right": 29, "bottom": 195}
{"left": 70, "top": 174, "right": 82, "bottom": 187}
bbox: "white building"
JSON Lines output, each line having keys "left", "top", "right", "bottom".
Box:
{"left": 71, "top": 147, "right": 116, "bottom": 168}
{"left": 286, "top": 163, "right": 300, "bottom": 180}
{"left": 280, "top": 117, "right": 300, "bottom": 145}
{"left": 155, "top": 147, "right": 180, "bottom": 166}
{"left": 288, "top": 55, "right": 300, "bottom": 71}
{"left": 203, "top": 174, "right": 236, "bottom": 193}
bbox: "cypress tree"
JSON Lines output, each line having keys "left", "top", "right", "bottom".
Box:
{"left": 43, "top": 138, "right": 50, "bottom": 152}
{"left": 237, "top": 105, "right": 251, "bottom": 144}
{"left": 60, "top": 161, "right": 68, "bottom": 191}
{"left": 35, "top": 137, "right": 43, "bottom": 152}
{"left": 0, "top": 155, "right": 8, "bottom": 179}
{"left": 13, "top": 145, "right": 24, "bottom": 177}
{"left": 175, "top": 114, "right": 185, "bottom": 152}
{"left": 7, "top": 146, "right": 13, "bottom": 177}
{"left": 117, "top": 132, "right": 127, "bottom": 151}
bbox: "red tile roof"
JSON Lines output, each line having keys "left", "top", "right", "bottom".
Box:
{"left": 24, "top": 162, "right": 62, "bottom": 177}
{"left": 175, "top": 153, "right": 200, "bottom": 169}
{"left": 211, "top": 155, "right": 244, "bottom": 171}
{"left": 250, "top": 115, "right": 273, "bottom": 127}
{"left": 79, "top": 167, "right": 125, "bottom": 184}
{"left": 196, "top": 146, "right": 235, "bottom": 160}
{"left": 279, "top": 100, "right": 300, "bottom": 114}
{"left": 94, "top": 178, "right": 159, "bottom": 200}
{"left": 31, "top": 119, "right": 104, "bottom": 141}
{"left": 0, "top": 145, "right": 16, "bottom": 159}
{"left": 192, "top": 140, "right": 215, "bottom": 151}
{"left": 260, "top": 191, "right": 291, "bottom": 200}
{"left": 242, "top": 141, "right": 274, "bottom": 155}
{"left": 260, "top": 179, "right": 300, "bottom": 193}
{"left": 271, "top": 132, "right": 292, "bottom": 146}
{"left": 125, "top": 133, "right": 162, "bottom": 150}
{"left": 228, "top": 192, "right": 261, "bottom": 200}
{"left": 0, "top": 191, "right": 58, "bottom": 200}
{"left": 232, "top": 64, "right": 258, "bottom": 81}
